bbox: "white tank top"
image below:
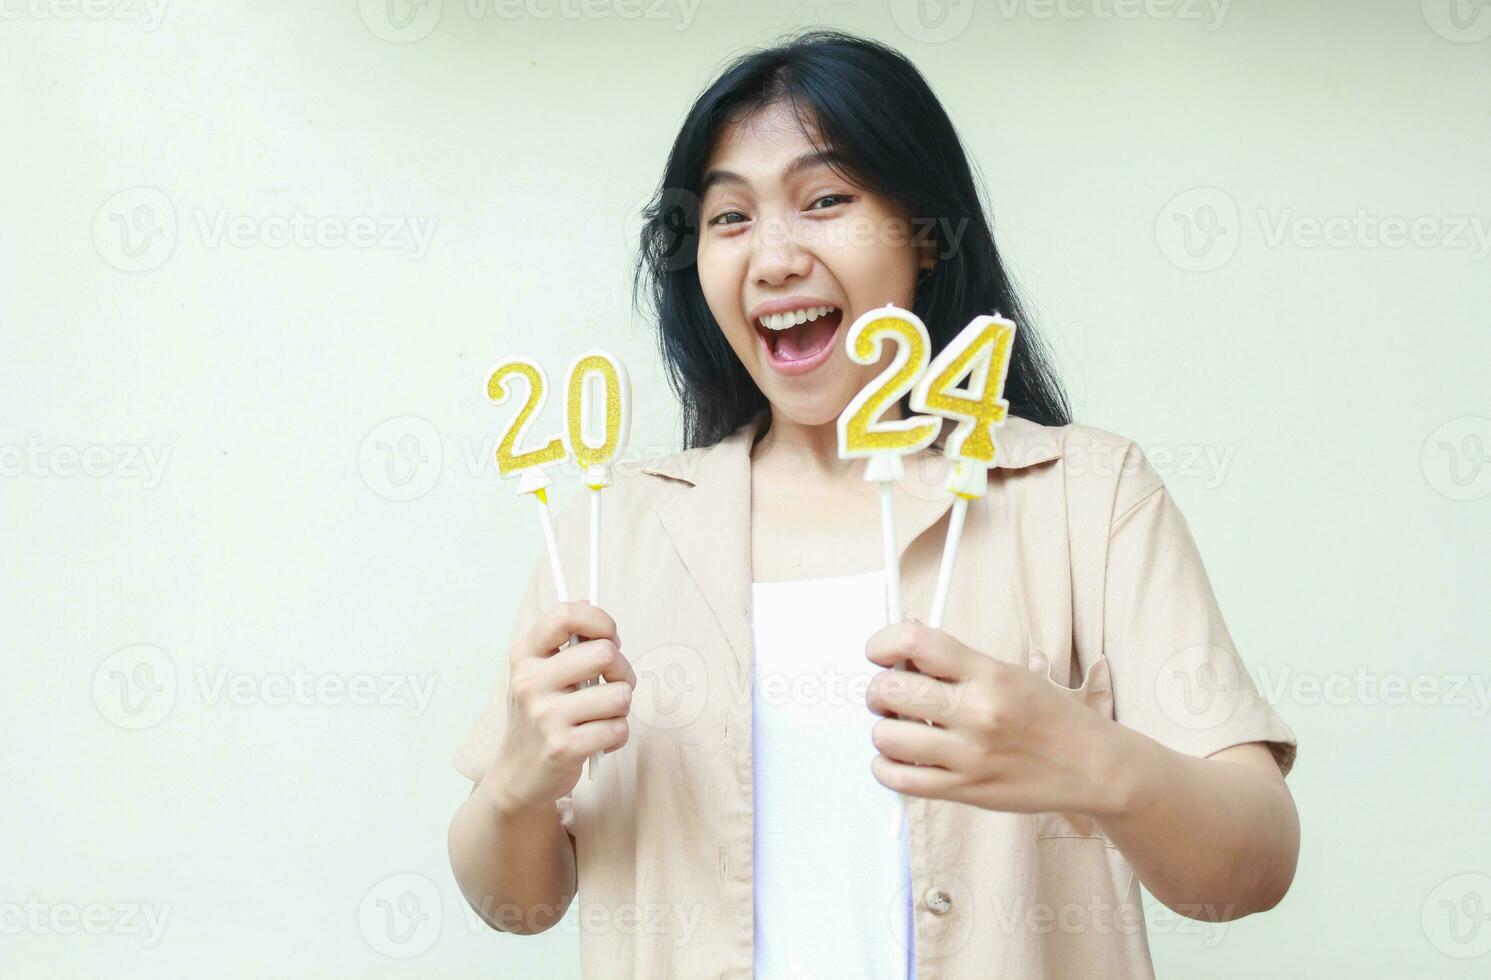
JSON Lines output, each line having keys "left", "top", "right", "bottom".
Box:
{"left": 749, "top": 568, "right": 915, "bottom": 979}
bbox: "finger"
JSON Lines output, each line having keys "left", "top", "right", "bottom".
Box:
{"left": 866, "top": 667, "right": 961, "bottom": 725}
{"left": 546, "top": 638, "right": 637, "bottom": 690}
{"left": 870, "top": 753, "right": 961, "bottom": 799}
{"left": 864, "top": 622, "right": 969, "bottom": 682}
{"left": 519, "top": 601, "right": 620, "bottom": 663}
{"left": 571, "top": 716, "right": 629, "bottom": 758}
{"left": 871, "top": 717, "right": 960, "bottom": 769}
{"left": 555, "top": 674, "right": 633, "bottom": 725}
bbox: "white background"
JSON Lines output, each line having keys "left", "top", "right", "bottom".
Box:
{"left": 3, "top": 0, "right": 1489, "bottom": 976}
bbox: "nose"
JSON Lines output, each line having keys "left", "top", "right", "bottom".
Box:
{"left": 748, "top": 211, "right": 812, "bottom": 287}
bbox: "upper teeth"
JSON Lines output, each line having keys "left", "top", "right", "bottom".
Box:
{"left": 758, "top": 305, "right": 838, "bottom": 331}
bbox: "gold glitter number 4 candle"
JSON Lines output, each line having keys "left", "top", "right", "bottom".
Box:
{"left": 909, "top": 313, "right": 1018, "bottom": 630}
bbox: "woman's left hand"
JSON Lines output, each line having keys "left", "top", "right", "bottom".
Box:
{"left": 864, "top": 621, "right": 1121, "bottom": 817}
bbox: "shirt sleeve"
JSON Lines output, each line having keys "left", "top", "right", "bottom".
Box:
{"left": 1101, "top": 457, "right": 1298, "bottom": 777}
{"left": 452, "top": 535, "right": 577, "bottom": 838}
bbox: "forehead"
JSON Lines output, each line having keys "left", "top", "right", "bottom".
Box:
{"left": 702, "top": 101, "right": 831, "bottom": 184}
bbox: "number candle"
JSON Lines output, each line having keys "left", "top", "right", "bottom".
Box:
{"left": 563, "top": 350, "right": 632, "bottom": 781}
{"left": 910, "top": 314, "right": 1017, "bottom": 630}
{"left": 837, "top": 304, "right": 941, "bottom": 835}
{"left": 486, "top": 356, "right": 597, "bottom": 778}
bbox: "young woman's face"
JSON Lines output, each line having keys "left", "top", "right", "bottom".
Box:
{"left": 696, "top": 102, "right": 925, "bottom": 429}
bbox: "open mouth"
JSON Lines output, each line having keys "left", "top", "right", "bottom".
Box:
{"left": 754, "top": 305, "right": 845, "bottom": 373}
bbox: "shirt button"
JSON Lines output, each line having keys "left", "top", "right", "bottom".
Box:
{"left": 923, "top": 888, "right": 952, "bottom": 915}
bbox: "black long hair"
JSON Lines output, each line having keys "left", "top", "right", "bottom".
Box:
{"left": 633, "top": 29, "right": 1071, "bottom": 450}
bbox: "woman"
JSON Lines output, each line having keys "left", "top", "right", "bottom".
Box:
{"left": 449, "top": 30, "right": 1299, "bottom": 979}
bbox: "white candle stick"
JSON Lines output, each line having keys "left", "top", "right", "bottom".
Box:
{"left": 565, "top": 351, "right": 632, "bottom": 781}
{"left": 487, "top": 357, "right": 594, "bottom": 776}
{"left": 911, "top": 314, "right": 1017, "bottom": 633}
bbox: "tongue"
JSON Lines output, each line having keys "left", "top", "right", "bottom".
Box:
{"left": 776, "top": 312, "right": 841, "bottom": 360}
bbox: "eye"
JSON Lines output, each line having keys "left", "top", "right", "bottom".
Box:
{"left": 808, "top": 193, "right": 854, "bottom": 211}
{"left": 708, "top": 210, "right": 748, "bottom": 226}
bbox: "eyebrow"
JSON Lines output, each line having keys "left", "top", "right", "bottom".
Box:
{"left": 700, "top": 150, "right": 848, "bottom": 197}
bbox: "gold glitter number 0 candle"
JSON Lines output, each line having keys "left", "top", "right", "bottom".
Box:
{"left": 563, "top": 350, "right": 632, "bottom": 782}
{"left": 564, "top": 351, "right": 631, "bottom": 487}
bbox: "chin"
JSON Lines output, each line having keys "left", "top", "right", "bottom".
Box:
{"left": 764, "top": 390, "right": 850, "bottom": 429}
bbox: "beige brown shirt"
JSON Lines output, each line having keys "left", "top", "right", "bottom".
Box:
{"left": 455, "top": 414, "right": 1298, "bottom": 979}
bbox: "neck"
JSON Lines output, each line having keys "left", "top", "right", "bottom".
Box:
{"left": 752, "top": 401, "right": 923, "bottom": 481}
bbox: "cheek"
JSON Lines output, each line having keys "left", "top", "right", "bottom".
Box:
{"left": 696, "top": 246, "right": 747, "bottom": 334}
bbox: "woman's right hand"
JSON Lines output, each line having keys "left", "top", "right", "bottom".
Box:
{"left": 483, "top": 600, "right": 636, "bottom": 814}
